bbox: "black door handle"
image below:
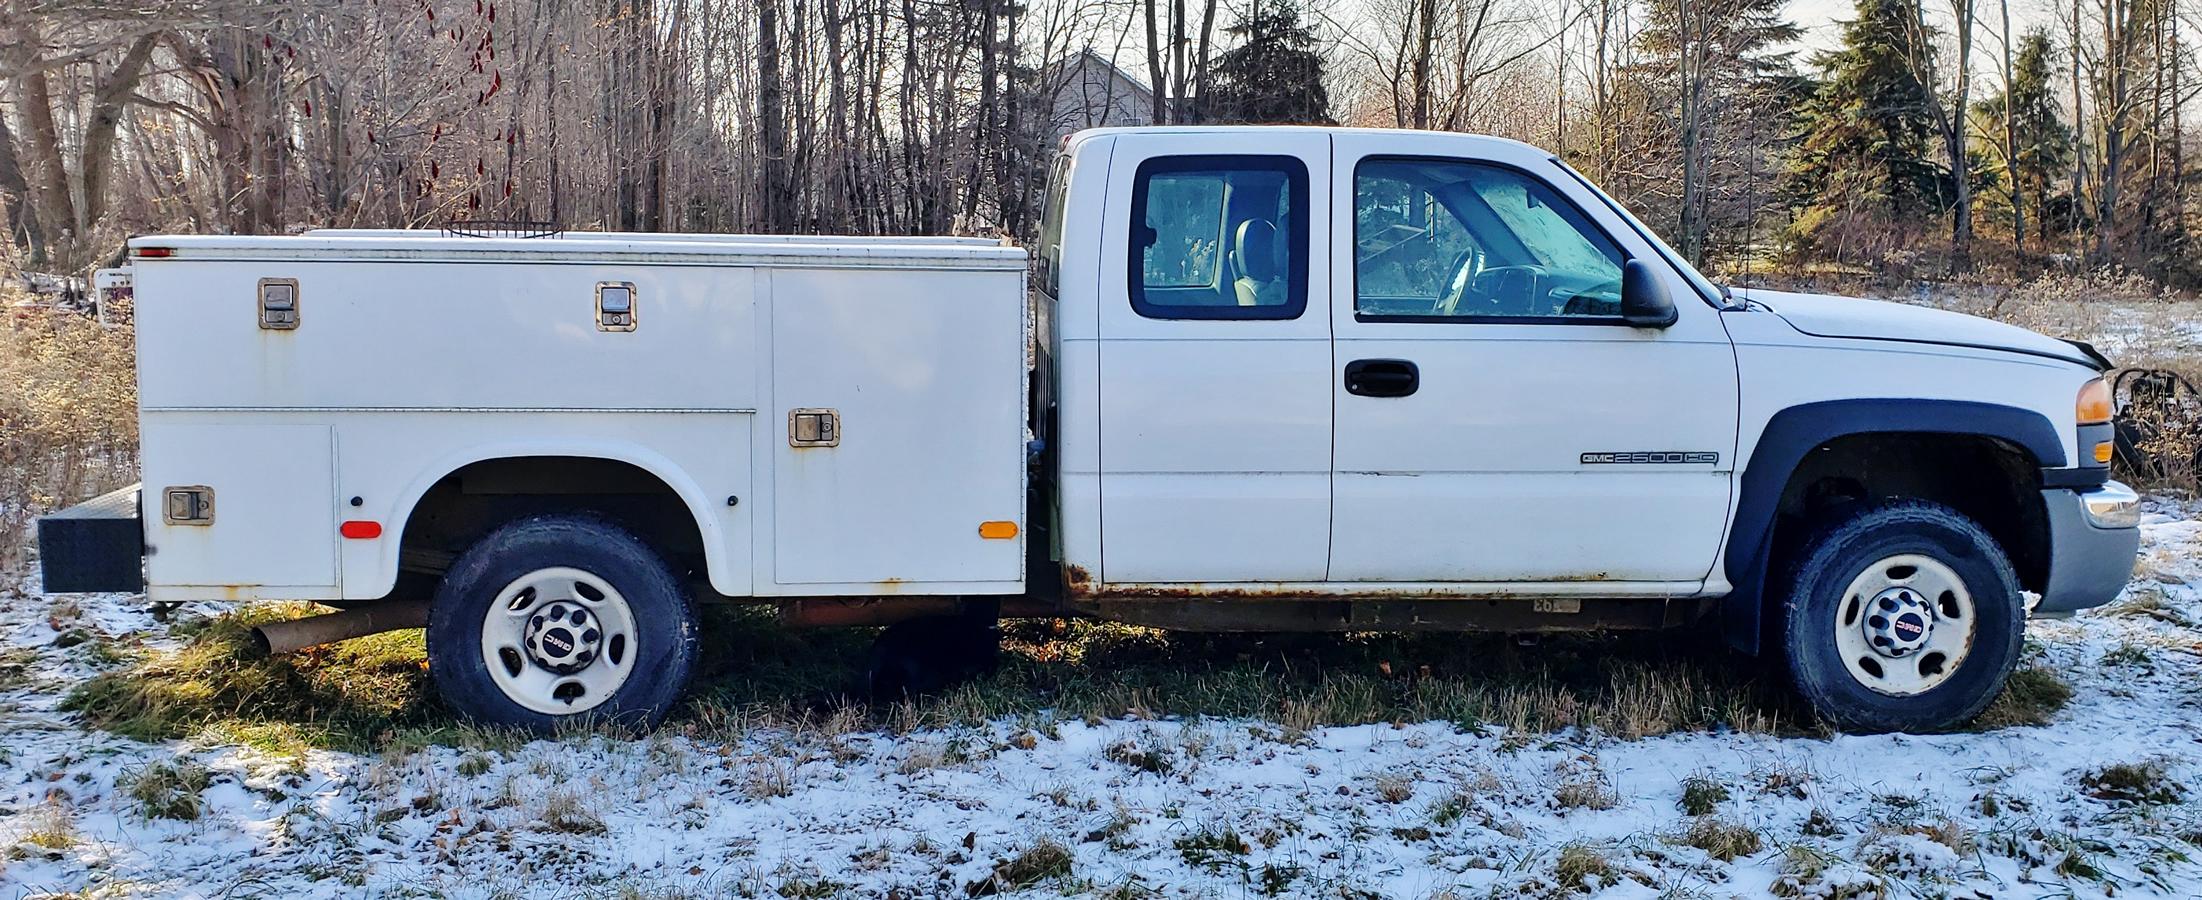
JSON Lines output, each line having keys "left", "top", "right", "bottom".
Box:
{"left": 1344, "top": 359, "right": 1419, "bottom": 397}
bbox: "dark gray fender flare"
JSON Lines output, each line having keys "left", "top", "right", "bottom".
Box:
{"left": 1719, "top": 399, "right": 2066, "bottom": 654}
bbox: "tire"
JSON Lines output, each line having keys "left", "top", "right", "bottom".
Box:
{"left": 427, "top": 513, "right": 699, "bottom": 732}
{"left": 1777, "top": 500, "right": 2025, "bottom": 734}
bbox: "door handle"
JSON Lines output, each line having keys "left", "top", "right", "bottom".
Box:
{"left": 1344, "top": 359, "right": 1419, "bottom": 397}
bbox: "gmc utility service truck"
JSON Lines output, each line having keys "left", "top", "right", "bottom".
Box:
{"left": 38, "top": 126, "right": 2141, "bottom": 734}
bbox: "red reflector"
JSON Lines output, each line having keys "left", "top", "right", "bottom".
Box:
{"left": 132, "top": 247, "right": 173, "bottom": 258}
{"left": 340, "top": 520, "right": 383, "bottom": 539}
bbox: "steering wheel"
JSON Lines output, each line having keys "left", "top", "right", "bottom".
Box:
{"left": 1442, "top": 262, "right": 1547, "bottom": 316}
{"left": 1431, "top": 249, "right": 1478, "bottom": 315}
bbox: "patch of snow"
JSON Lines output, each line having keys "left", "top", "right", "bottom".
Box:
{"left": 0, "top": 505, "right": 2198, "bottom": 897}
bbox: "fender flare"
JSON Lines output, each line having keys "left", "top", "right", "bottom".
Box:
{"left": 362, "top": 441, "right": 734, "bottom": 600}
{"left": 1719, "top": 399, "right": 2065, "bottom": 654}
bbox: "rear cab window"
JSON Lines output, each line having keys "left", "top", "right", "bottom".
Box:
{"left": 1128, "top": 155, "right": 1309, "bottom": 320}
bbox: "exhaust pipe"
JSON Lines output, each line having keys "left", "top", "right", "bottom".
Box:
{"left": 251, "top": 599, "right": 430, "bottom": 654}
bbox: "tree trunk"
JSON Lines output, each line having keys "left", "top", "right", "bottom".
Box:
{"left": 0, "top": 112, "right": 45, "bottom": 262}
{"left": 759, "top": 0, "right": 791, "bottom": 231}
{"left": 1946, "top": 0, "right": 1974, "bottom": 272}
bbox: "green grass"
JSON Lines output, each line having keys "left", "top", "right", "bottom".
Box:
{"left": 126, "top": 760, "right": 213, "bottom": 821}
{"left": 61, "top": 601, "right": 2075, "bottom": 751}
{"left": 62, "top": 604, "right": 441, "bottom": 753}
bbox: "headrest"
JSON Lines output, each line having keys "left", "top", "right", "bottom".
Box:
{"left": 1234, "top": 219, "right": 1279, "bottom": 281}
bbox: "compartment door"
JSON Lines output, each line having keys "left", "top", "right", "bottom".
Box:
{"left": 142, "top": 422, "right": 338, "bottom": 588}
{"left": 768, "top": 268, "right": 1026, "bottom": 588}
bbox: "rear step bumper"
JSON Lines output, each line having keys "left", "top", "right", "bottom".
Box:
{"left": 36, "top": 483, "right": 144, "bottom": 593}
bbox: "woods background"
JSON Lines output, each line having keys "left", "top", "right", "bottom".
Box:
{"left": 0, "top": 0, "right": 2196, "bottom": 288}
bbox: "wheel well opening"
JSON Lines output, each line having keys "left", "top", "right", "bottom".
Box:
{"left": 398, "top": 456, "right": 706, "bottom": 584}
{"left": 1770, "top": 433, "right": 2049, "bottom": 592}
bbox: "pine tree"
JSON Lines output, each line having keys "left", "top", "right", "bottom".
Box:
{"left": 1197, "top": 0, "right": 1332, "bottom": 125}
{"left": 1625, "top": 0, "right": 1802, "bottom": 266}
{"left": 1783, "top": 0, "right": 1948, "bottom": 260}
{"left": 1974, "top": 30, "right": 2073, "bottom": 253}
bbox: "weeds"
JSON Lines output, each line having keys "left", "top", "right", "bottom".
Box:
{"left": 1550, "top": 843, "right": 1613, "bottom": 893}
{"left": 1968, "top": 666, "right": 2074, "bottom": 730}
{"left": 970, "top": 837, "right": 1074, "bottom": 895}
{"left": 127, "top": 760, "right": 213, "bottom": 821}
{"left": 1677, "top": 816, "right": 1762, "bottom": 861}
{"left": 13, "top": 799, "right": 79, "bottom": 856}
{"left": 1678, "top": 773, "right": 1730, "bottom": 815}
{"left": 1173, "top": 824, "right": 1250, "bottom": 871}
{"left": 2082, "top": 759, "right": 2185, "bottom": 806}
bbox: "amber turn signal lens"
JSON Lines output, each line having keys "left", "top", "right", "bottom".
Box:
{"left": 2095, "top": 441, "right": 2114, "bottom": 464}
{"left": 978, "top": 520, "right": 1018, "bottom": 540}
{"left": 2076, "top": 378, "right": 2114, "bottom": 425}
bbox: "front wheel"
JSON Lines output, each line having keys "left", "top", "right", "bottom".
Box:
{"left": 428, "top": 513, "right": 699, "bottom": 732}
{"left": 1778, "top": 501, "right": 2025, "bottom": 733}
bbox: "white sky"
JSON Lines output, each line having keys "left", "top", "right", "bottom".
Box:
{"left": 1784, "top": 0, "right": 2062, "bottom": 59}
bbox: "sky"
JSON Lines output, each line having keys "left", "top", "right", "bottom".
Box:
{"left": 1784, "top": 0, "right": 2061, "bottom": 57}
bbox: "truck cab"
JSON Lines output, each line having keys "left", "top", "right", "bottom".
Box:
{"left": 1034, "top": 127, "right": 2135, "bottom": 730}
{"left": 42, "top": 126, "right": 2140, "bottom": 735}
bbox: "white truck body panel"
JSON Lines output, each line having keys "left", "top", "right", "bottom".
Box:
{"left": 131, "top": 235, "right": 1027, "bottom": 602}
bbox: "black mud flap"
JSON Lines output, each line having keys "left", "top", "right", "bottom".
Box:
{"left": 36, "top": 484, "right": 145, "bottom": 593}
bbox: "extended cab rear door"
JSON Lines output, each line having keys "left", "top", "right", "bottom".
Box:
{"left": 1326, "top": 132, "right": 1740, "bottom": 587}
{"left": 1093, "top": 132, "right": 1334, "bottom": 583}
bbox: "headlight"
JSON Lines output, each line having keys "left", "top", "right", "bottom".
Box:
{"left": 2076, "top": 377, "right": 2114, "bottom": 425}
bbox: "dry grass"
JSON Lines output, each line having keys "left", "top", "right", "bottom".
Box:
{"left": 0, "top": 292, "right": 138, "bottom": 581}
{"left": 1676, "top": 816, "right": 1763, "bottom": 861}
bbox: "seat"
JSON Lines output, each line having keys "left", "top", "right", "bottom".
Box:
{"left": 1231, "top": 219, "right": 1285, "bottom": 306}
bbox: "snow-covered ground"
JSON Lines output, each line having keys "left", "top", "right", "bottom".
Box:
{"left": 1, "top": 506, "right": 2200, "bottom": 898}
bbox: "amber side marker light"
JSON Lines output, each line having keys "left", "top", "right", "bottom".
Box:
{"left": 2077, "top": 378, "right": 2115, "bottom": 425}
{"left": 978, "top": 521, "right": 1018, "bottom": 540}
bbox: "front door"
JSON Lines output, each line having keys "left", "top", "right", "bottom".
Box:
{"left": 1096, "top": 133, "right": 1334, "bottom": 583}
{"left": 1326, "top": 133, "right": 1739, "bottom": 587}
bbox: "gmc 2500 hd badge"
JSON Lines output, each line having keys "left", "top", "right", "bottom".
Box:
{"left": 1580, "top": 451, "right": 1722, "bottom": 465}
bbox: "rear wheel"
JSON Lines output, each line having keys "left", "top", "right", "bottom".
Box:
{"left": 1778, "top": 501, "right": 2024, "bottom": 733}
{"left": 428, "top": 513, "right": 698, "bottom": 731}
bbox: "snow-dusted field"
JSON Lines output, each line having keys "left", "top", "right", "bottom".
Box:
{"left": 0, "top": 507, "right": 2199, "bottom": 898}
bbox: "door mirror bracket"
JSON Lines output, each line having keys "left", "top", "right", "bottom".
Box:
{"left": 1620, "top": 259, "right": 1679, "bottom": 329}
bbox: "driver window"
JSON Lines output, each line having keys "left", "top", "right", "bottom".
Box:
{"left": 1352, "top": 159, "right": 1626, "bottom": 321}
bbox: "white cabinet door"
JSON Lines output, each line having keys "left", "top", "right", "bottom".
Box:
{"left": 1326, "top": 134, "right": 1739, "bottom": 585}
{"left": 1095, "top": 132, "right": 1334, "bottom": 584}
{"left": 141, "top": 422, "right": 337, "bottom": 589}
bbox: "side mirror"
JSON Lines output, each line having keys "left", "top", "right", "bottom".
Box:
{"left": 1620, "top": 259, "right": 1678, "bottom": 329}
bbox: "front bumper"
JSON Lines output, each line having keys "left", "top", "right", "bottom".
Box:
{"left": 2035, "top": 481, "right": 2141, "bottom": 615}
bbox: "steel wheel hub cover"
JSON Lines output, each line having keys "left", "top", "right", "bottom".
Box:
{"left": 1863, "top": 587, "right": 1935, "bottom": 658}
{"left": 524, "top": 600, "right": 603, "bottom": 674}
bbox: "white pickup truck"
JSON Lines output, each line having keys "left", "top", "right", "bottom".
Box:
{"left": 38, "top": 126, "right": 2140, "bottom": 734}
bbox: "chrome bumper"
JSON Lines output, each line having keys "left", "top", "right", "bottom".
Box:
{"left": 2035, "top": 481, "right": 2141, "bottom": 615}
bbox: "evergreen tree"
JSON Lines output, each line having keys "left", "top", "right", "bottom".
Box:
{"left": 1198, "top": 0, "right": 1332, "bottom": 125}
{"left": 1783, "top": 0, "right": 1948, "bottom": 259}
{"left": 1974, "top": 30, "right": 2074, "bottom": 252}
{"left": 1623, "top": 0, "right": 1802, "bottom": 266}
